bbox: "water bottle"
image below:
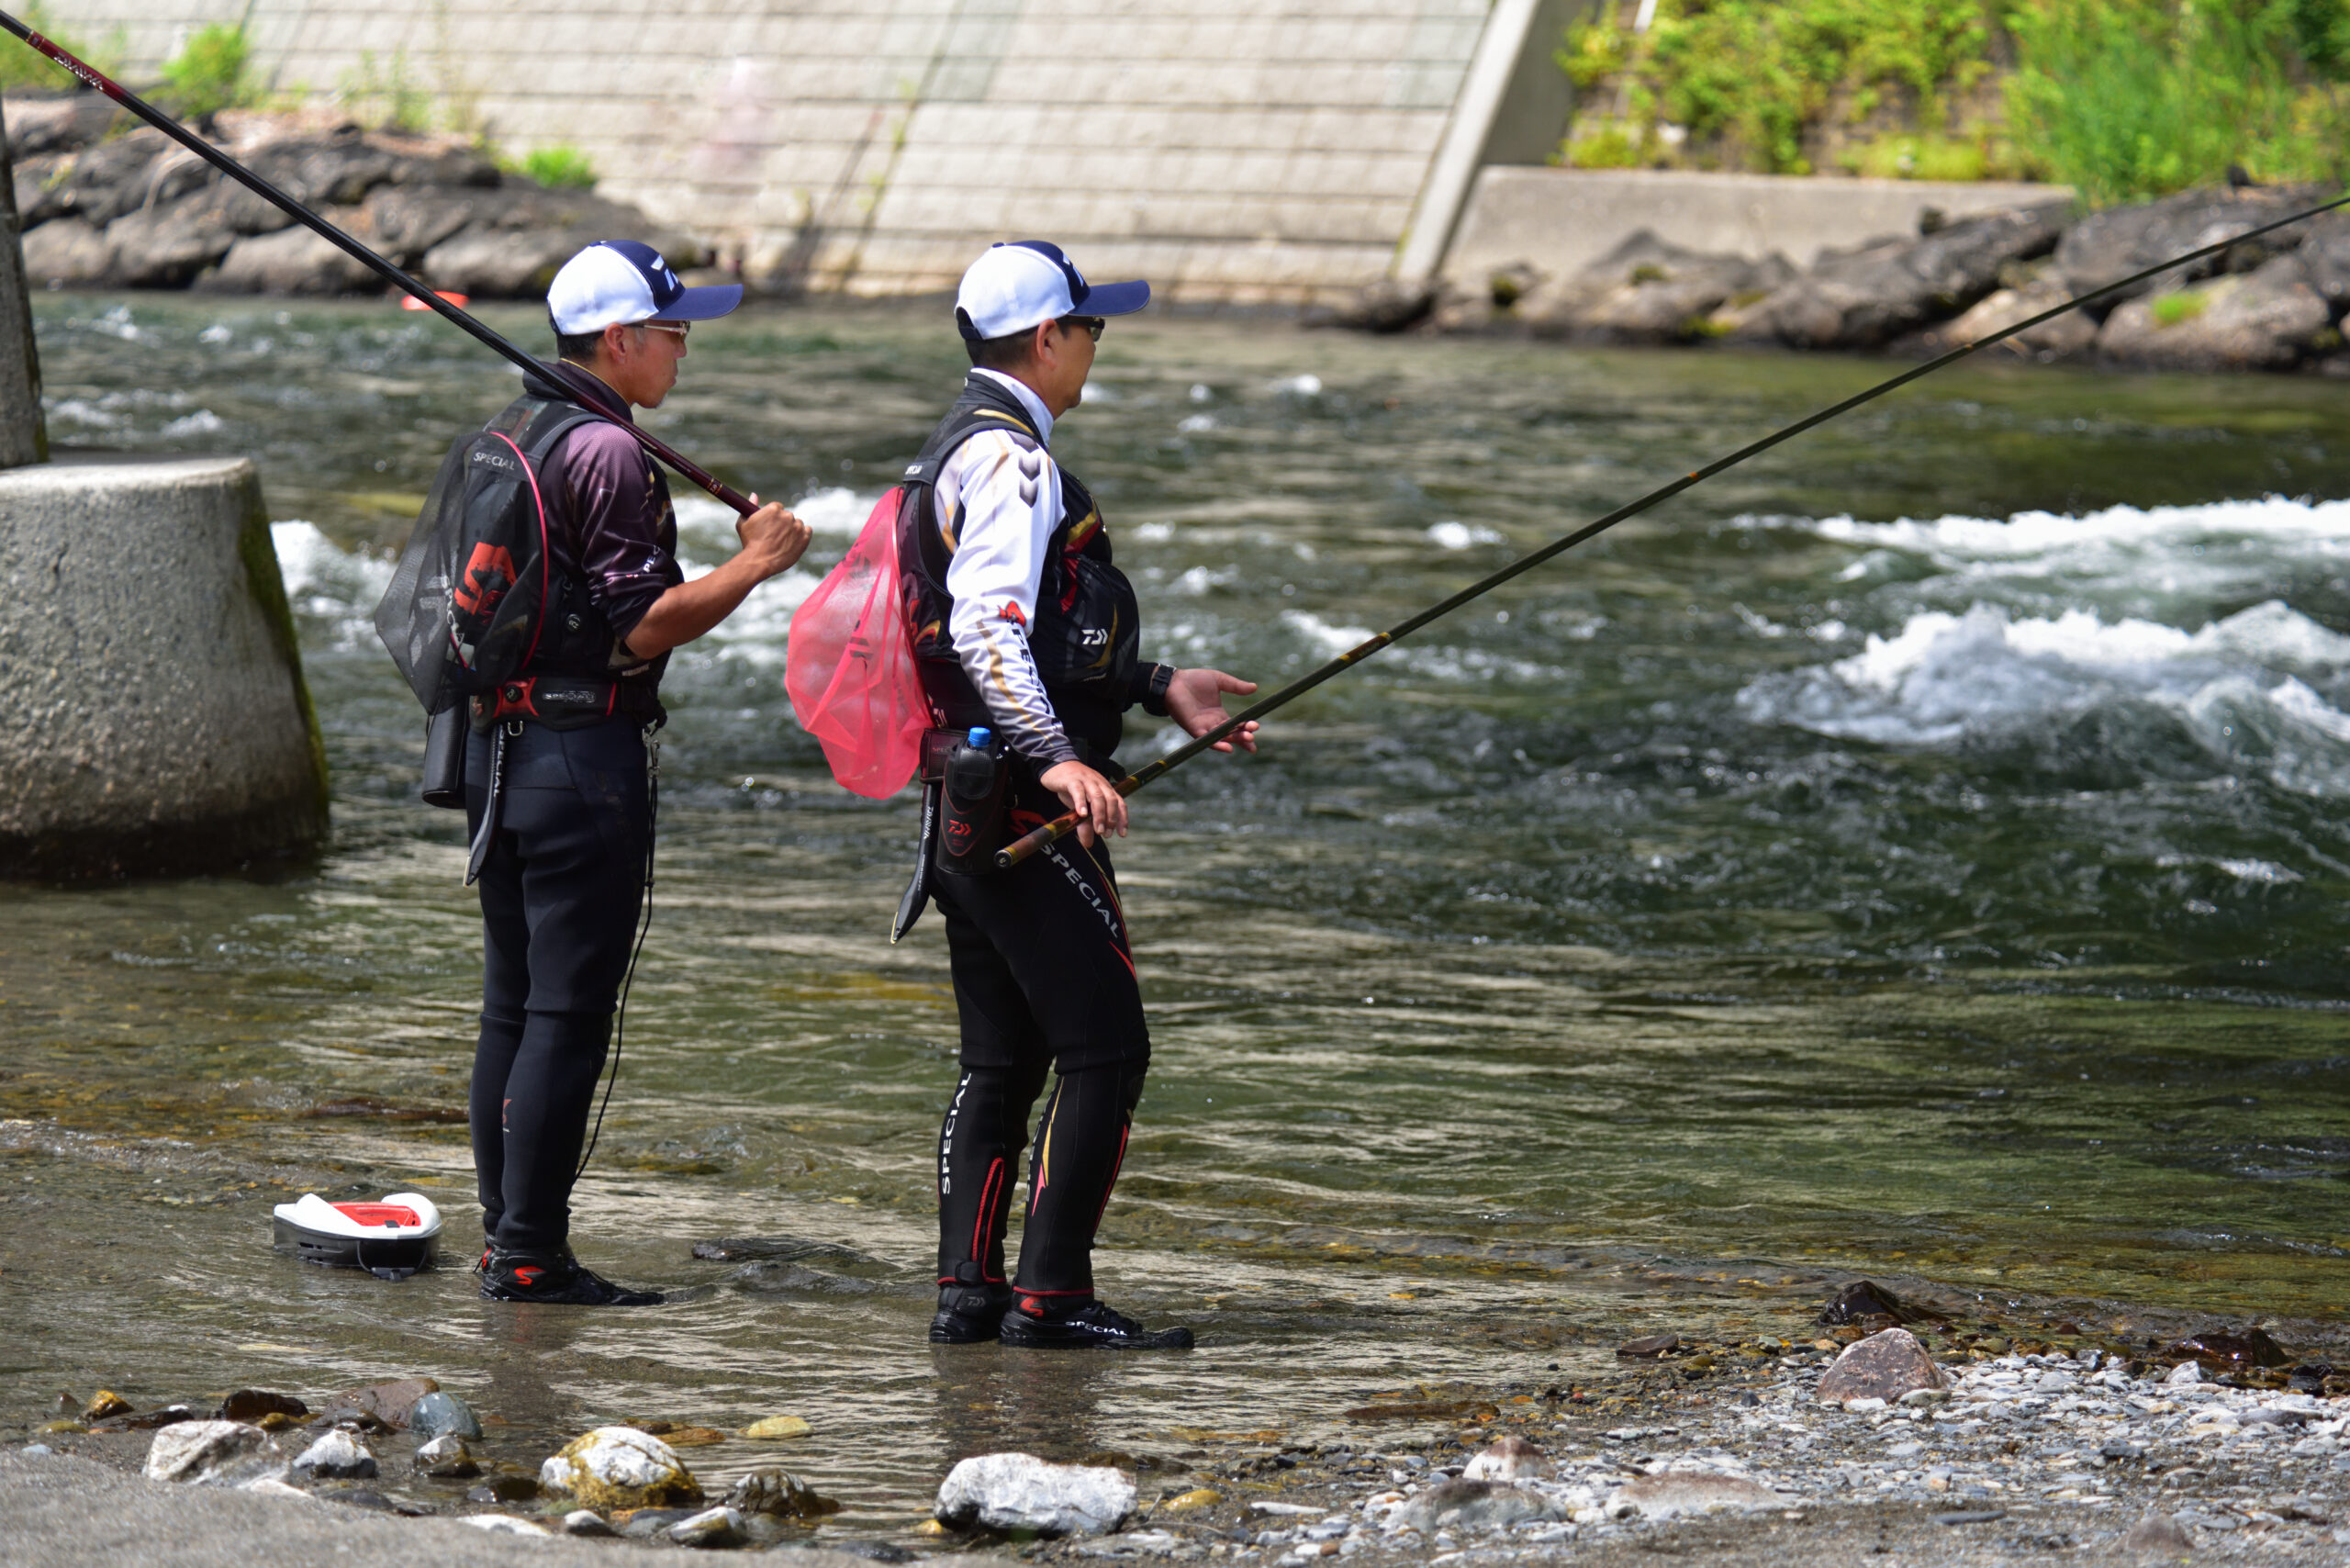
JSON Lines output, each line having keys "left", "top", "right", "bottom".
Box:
{"left": 936, "top": 725, "right": 1008, "bottom": 875}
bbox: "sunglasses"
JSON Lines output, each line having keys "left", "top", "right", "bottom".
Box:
{"left": 1060, "top": 316, "right": 1105, "bottom": 342}
{"left": 632, "top": 320, "right": 689, "bottom": 341}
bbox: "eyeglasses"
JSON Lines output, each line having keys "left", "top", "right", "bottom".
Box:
{"left": 1060, "top": 316, "right": 1105, "bottom": 342}
{"left": 632, "top": 321, "right": 689, "bottom": 341}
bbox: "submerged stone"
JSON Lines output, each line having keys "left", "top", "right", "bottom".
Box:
{"left": 723, "top": 1468, "right": 838, "bottom": 1518}
{"left": 1818, "top": 1280, "right": 1911, "bottom": 1325}
{"left": 1617, "top": 1334, "right": 1680, "bottom": 1359}
{"left": 408, "top": 1391, "right": 481, "bottom": 1440}
{"left": 413, "top": 1433, "right": 480, "bottom": 1479}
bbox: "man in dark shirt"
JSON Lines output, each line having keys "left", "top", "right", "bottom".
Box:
{"left": 468, "top": 241, "right": 809, "bottom": 1306}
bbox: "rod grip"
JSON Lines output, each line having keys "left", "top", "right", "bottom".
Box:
{"left": 994, "top": 815, "right": 1071, "bottom": 869}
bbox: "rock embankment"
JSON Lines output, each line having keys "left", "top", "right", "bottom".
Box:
{"left": 1347, "top": 184, "right": 2350, "bottom": 375}
{"left": 5, "top": 95, "right": 705, "bottom": 298}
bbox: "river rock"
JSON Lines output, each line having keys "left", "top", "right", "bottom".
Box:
{"left": 83, "top": 1391, "right": 132, "bottom": 1422}
{"left": 1462, "top": 1435, "right": 1547, "bottom": 1481}
{"left": 1523, "top": 230, "right": 1792, "bottom": 344}
{"left": 2165, "top": 1360, "right": 2204, "bottom": 1385}
{"left": 408, "top": 1391, "right": 483, "bottom": 1440}
{"left": 935, "top": 1452, "right": 1136, "bottom": 1536}
{"left": 1322, "top": 278, "right": 1438, "bottom": 333}
{"left": 38, "top": 130, "right": 166, "bottom": 230}
{"left": 101, "top": 200, "right": 237, "bottom": 288}
{"left": 413, "top": 1434, "right": 480, "bottom": 1478}
{"left": 1816, "top": 1327, "right": 1946, "bottom": 1406}
{"left": 466, "top": 1474, "right": 542, "bottom": 1504}
{"left": 1922, "top": 274, "right": 2100, "bottom": 361}
{"left": 2175, "top": 1326, "right": 2290, "bottom": 1369}
{"left": 540, "top": 1426, "right": 704, "bottom": 1510}
{"left": 744, "top": 1414, "right": 811, "bottom": 1440}
{"left": 2122, "top": 1509, "right": 2194, "bottom": 1551}
{"left": 291, "top": 1428, "right": 377, "bottom": 1479}
{"left": 1393, "top": 1479, "right": 1554, "bottom": 1533}
{"left": 1609, "top": 1471, "right": 1779, "bottom": 1519}
{"left": 327, "top": 1377, "right": 438, "bottom": 1428}
{"left": 460, "top": 1514, "right": 552, "bottom": 1537}
{"left": 724, "top": 1468, "right": 837, "bottom": 1517}
{"left": 668, "top": 1505, "right": 748, "bottom": 1548}
{"left": 6, "top": 94, "right": 124, "bottom": 158}
{"left": 1818, "top": 1280, "right": 1912, "bottom": 1324}
{"left": 19, "top": 217, "right": 112, "bottom": 288}
{"left": 562, "top": 1510, "right": 617, "bottom": 1536}
{"left": 218, "top": 1390, "right": 308, "bottom": 1425}
{"left": 2097, "top": 255, "right": 2332, "bottom": 371}
{"left": 145, "top": 1420, "right": 273, "bottom": 1484}
{"left": 206, "top": 221, "right": 376, "bottom": 296}
{"left": 1746, "top": 207, "right": 2065, "bottom": 350}
{"left": 2055, "top": 183, "right": 2329, "bottom": 302}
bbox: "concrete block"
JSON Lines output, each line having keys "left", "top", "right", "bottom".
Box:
{"left": 0, "top": 454, "right": 327, "bottom": 878}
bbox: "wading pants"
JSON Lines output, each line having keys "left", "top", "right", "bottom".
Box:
{"left": 463, "top": 717, "right": 650, "bottom": 1254}
{"left": 931, "top": 777, "right": 1151, "bottom": 1306}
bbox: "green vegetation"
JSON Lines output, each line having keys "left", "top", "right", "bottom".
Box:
{"left": 2151, "top": 288, "right": 2212, "bottom": 326}
{"left": 337, "top": 49, "right": 431, "bottom": 134}
{"left": 2005, "top": 0, "right": 2350, "bottom": 205}
{"left": 516, "top": 143, "right": 598, "bottom": 190}
{"left": 157, "top": 23, "right": 255, "bottom": 117}
{"left": 1559, "top": 0, "right": 2350, "bottom": 203}
{"left": 0, "top": 3, "right": 121, "bottom": 92}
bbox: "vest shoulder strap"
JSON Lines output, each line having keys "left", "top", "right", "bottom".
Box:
{"left": 900, "top": 402, "right": 1041, "bottom": 490}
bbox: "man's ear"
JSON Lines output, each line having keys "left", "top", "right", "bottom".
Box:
{"left": 601, "top": 322, "right": 632, "bottom": 362}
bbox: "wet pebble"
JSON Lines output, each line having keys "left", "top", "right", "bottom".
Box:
{"left": 412, "top": 1433, "right": 480, "bottom": 1479}
{"left": 668, "top": 1504, "right": 748, "bottom": 1548}
{"left": 407, "top": 1391, "right": 481, "bottom": 1440}
{"left": 561, "top": 1509, "right": 616, "bottom": 1537}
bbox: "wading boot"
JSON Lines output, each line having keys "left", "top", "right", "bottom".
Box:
{"left": 479, "top": 1245, "right": 662, "bottom": 1306}
{"left": 999, "top": 1296, "right": 1193, "bottom": 1350}
{"left": 929, "top": 1284, "right": 1013, "bottom": 1344}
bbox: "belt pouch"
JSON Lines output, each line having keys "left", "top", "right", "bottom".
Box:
{"left": 420, "top": 706, "right": 466, "bottom": 810}
{"left": 934, "top": 728, "right": 1009, "bottom": 877}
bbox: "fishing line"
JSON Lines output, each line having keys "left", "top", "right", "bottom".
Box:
{"left": 997, "top": 188, "right": 2350, "bottom": 868}
{"left": 0, "top": 11, "right": 757, "bottom": 516}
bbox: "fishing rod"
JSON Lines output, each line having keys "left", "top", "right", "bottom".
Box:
{"left": 999, "top": 187, "right": 2350, "bottom": 869}
{"left": 0, "top": 11, "right": 756, "bottom": 515}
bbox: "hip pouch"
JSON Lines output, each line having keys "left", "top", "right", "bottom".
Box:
{"left": 926, "top": 726, "right": 1009, "bottom": 876}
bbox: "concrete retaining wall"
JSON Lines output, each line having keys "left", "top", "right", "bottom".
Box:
{"left": 0, "top": 454, "right": 328, "bottom": 877}
{"left": 1443, "top": 166, "right": 2074, "bottom": 286}
{"left": 54, "top": 0, "right": 1585, "bottom": 304}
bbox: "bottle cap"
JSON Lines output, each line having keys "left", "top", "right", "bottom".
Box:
{"left": 967, "top": 726, "right": 991, "bottom": 747}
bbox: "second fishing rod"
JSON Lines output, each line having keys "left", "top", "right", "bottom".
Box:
{"left": 0, "top": 10, "right": 757, "bottom": 518}
{"left": 994, "top": 187, "right": 2350, "bottom": 869}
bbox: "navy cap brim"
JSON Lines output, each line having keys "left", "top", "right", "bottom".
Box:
{"left": 654, "top": 283, "right": 744, "bottom": 322}
{"left": 1072, "top": 278, "right": 1149, "bottom": 317}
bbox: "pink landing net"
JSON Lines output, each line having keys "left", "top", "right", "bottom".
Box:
{"left": 786, "top": 487, "right": 927, "bottom": 798}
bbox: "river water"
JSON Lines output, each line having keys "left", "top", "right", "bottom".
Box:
{"left": 7, "top": 295, "right": 2350, "bottom": 1531}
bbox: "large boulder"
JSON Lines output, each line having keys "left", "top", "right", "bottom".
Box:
{"left": 1746, "top": 207, "right": 2065, "bottom": 350}
{"left": 36, "top": 129, "right": 166, "bottom": 230}
{"left": 2289, "top": 210, "right": 2350, "bottom": 308}
{"left": 934, "top": 1452, "right": 1135, "bottom": 1536}
{"left": 538, "top": 1427, "right": 704, "bottom": 1510}
{"left": 2096, "top": 253, "right": 2332, "bottom": 372}
{"left": 205, "top": 220, "right": 376, "bottom": 295}
{"left": 4, "top": 93, "right": 125, "bottom": 158}
{"left": 359, "top": 184, "right": 475, "bottom": 266}
{"left": 1522, "top": 230, "right": 1792, "bottom": 344}
{"left": 1917, "top": 272, "right": 2100, "bottom": 362}
{"left": 0, "top": 454, "right": 328, "bottom": 877}
{"left": 105, "top": 199, "right": 240, "bottom": 288}
{"left": 17, "top": 215, "right": 109, "bottom": 287}
{"left": 2055, "top": 184, "right": 2329, "bottom": 303}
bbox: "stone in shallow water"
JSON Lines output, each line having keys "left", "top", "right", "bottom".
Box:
{"left": 561, "top": 1510, "right": 616, "bottom": 1537}
{"left": 83, "top": 1391, "right": 132, "bottom": 1422}
{"left": 2175, "top": 1327, "right": 2289, "bottom": 1370}
{"left": 465, "top": 1474, "right": 541, "bottom": 1504}
{"left": 327, "top": 1377, "right": 439, "bottom": 1428}
{"left": 145, "top": 1421, "right": 273, "bottom": 1484}
{"left": 744, "top": 1414, "right": 811, "bottom": 1440}
{"left": 292, "top": 1429, "right": 376, "bottom": 1479}
{"left": 218, "top": 1390, "right": 308, "bottom": 1424}
{"left": 540, "top": 1426, "right": 704, "bottom": 1510}
{"left": 1609, "top": 1473, "right": 1778, "bottom": 1520}
{"left": 1617, "top": 1334, "right": 1679, "bottom": 1360}
{"left": 935, "top": 1452, "right": 1136, "bottom": 1536}
{"left": 668, "top": 1505, "right": 747, "bottom": 1548}
{"left": 413, "top": 1433, "right": 480, "bottom": 1479}
{"left": 1462, "top": 1436, "right": 1547, "bottom": 1482}
{"left": 724, "top": 1468, "right": 838, "bottom": 1518}
{"left": 408, "top": 1391, "right": 482, "bottom": 1440}
{"left": 1818, "top": 1280, "right": 1911, "bottom": 1325}
{"left": 1816, "top": 1327, "right": 1946, "bottom": 1406}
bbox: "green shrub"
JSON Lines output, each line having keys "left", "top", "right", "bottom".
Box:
{"left": 518, "top": 144, "right": 598, "bottom": 190}
{"left": 158, "top": 22, "right": 253, "bottom": 117}
{"left": 0, "top": 3, "right": 122, "bottom": 93}
{"left": 338, "top": 49, "right": 430, "bottom": 133}
{"left": 2006, "top": 0, "right": 2350, "bottom": 205}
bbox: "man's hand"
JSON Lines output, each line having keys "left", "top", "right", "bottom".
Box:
{"left": 1040, "top": 760, "right": 1128, "bottom": 848}
{"left": 1166, "top": 667, "right": 1261, "bottom": 753}
{"left": 739, "top": 495, "right": 811, "bottom": 577}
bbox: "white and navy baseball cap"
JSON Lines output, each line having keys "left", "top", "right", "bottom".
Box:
{"left": 547, "top": 240, "right": 743, "bottom": 336}
{"left": 955, "top": 241, "right": 1149, "bottom": 341}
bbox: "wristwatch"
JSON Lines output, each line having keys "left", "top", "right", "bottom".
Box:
{"left": 1142, "top": 662, "right": 1175, "bottom": 717}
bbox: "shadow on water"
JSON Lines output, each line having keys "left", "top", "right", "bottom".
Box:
{"left": 7, "top": 294, "right": 2350, "bottom": 1531}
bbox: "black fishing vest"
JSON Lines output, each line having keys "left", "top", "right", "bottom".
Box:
{"left": 476, "top": 386, "right": 673, "bottom": 729}
{"left": 896, "top": 374, "right": 1142, "bottom": 758}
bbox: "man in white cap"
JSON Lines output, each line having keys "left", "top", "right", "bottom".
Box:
{"left": 467, "top": 241, "right": 809, "bottom": 1306}
{"left": 898, "top": 241, "right": 1259, "bottom": 1349}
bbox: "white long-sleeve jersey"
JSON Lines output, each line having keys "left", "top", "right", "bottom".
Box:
{"left": 934, "top": 371, "right": 1079, "bottom": 767}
